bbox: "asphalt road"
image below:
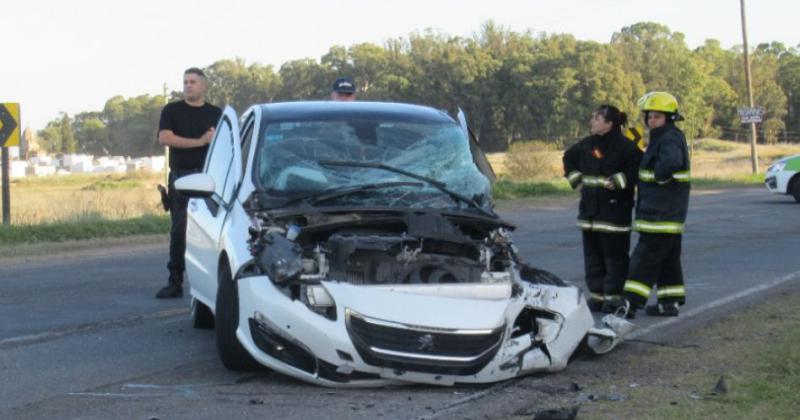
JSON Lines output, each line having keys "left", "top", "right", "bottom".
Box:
{"left": 2, "top": 187, "right": 799, "bottom": 419}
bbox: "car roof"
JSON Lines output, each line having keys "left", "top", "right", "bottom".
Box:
{"left": 256, "top": 101, "right": 456, "bottom": 124}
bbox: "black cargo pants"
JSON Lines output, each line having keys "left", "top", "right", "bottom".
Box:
{"left": 582, "top": 230, "right": 630, "bottom": 305}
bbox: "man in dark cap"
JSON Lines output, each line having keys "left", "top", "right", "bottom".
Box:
{"left": 331, "top": 77, "right": 356, "bottom": 101}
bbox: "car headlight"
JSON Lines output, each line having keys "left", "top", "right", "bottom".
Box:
{"left": 769, "top": 162, "right": 786, "bottom": 173}
{"left": 306, "top": 285, "right": 335, "bottom": 307}
{"left": 303, "top": 285, "right": 337, "bottom": 320}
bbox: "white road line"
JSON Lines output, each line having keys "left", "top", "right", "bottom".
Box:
{"left": 629, "top": 269, "right": 800, "bottom": 339}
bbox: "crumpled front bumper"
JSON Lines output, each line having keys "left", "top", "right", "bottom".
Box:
{"left": 235, "top": 276, "right": 634, "bottom": 387}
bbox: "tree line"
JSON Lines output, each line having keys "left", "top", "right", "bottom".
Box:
{"left": 37, "top": 21, "right": 800, "bottom": 156}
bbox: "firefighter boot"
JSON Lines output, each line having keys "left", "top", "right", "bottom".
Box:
{"left": 601, "top": 297, "right": 626, "bottom": 314}
{"left": 156, "top": 271, "right": 184, "bottom": 299}
{"left": 645, "top": 301, "right": 680, "bottom": 317}
{"left": 615, "top": 299, "right": 637, "bottom": 319}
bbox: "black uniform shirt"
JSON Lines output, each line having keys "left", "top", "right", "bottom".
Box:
{"left": 159, "top": 101, "right": 222, "bottom": 171}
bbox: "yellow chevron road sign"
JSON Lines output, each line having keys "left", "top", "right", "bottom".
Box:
{"left": 0, "top": 103, "right": 21, "bottom": 147}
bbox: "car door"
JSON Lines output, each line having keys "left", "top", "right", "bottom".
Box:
{"left": 185, "top": 106, "right": 242, "bottom": 307}
{"left": 457, "top": 108, "right": 497, "bottom": 183}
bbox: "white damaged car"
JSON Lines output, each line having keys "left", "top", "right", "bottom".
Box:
{"left": 765, "top": 154, "right": 800, "bottom": 202}
{"left": 176, "top": 101, "right": 634, "bottom": 387}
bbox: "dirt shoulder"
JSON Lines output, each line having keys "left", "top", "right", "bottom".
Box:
{"left": 0, "top": 234, "right": 167, "bottom": 266}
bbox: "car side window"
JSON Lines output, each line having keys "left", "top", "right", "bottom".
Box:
{"left": 204, "top": 118, "right": 234, "bottom": 204}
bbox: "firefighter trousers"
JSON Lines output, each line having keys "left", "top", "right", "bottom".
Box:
{"left": 623, "top": 233, "right": 686, "bottom": 309}
{"left": 582, "top": 230, "right": 630, "bottom": 305}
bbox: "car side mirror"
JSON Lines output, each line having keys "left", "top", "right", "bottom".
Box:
{"left": 175, "top": 173, "right": 216, "bottom": 198}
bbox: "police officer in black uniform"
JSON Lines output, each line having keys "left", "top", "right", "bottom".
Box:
{"left": 155, "top": 68, "right": 222, "bottom": 298}
{"left": 564, "top": 105, "right": 643, "bottom": 313}
{"left": 330, "top": 77, "right": 356, "bottom": 101}
{"left": 622, "top": 92, "right": 691, "bottom": 317}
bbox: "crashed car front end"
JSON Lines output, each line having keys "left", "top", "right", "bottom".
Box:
{"left": 223, "top": 102, "right": 633, "bottom": 386}
{"left": 232, "top": 210, "right": 633, "bottom": 387}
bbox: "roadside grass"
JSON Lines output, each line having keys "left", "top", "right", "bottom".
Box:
{"left": 581, "top": 291, "right": 800, "bottom": 419}
{"left": 492, "top": 178, "right": 573, "bottom": 199}
{"left": 0, "top": 172, "right": 169, "bottom": 248}
{"left": 0, "top": 214, "right": 169, "bottom": 246}
{"left": 8, "top": 171, "right": 165, "bottom": 225}
{"left": 490, "top": 138, "right": 790, "bottom": 198}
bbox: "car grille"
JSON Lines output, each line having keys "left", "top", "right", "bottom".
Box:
{"left": 345, "top": 309, "right": 504, "bottom": 375}
{"left": 766, "top": 176, "right": 777, "bottom": 189}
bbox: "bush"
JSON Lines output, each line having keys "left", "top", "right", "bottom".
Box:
{"left": 492, "top": 178, "right": 572, "bottom": 199}
{"left": 504, "top": 141, "right": 562, "bottom": 181}
{"left": 694, "top": 138, "right": 734, "bottom": 153}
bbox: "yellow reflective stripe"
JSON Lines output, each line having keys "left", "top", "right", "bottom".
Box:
{"left": 567, "top": 171, "right": 582, "bottom": 183}
{"left": 612, "top": 172, "right": 627, "bottom": 190}
{"left": 624, "top": 280, "right": 651, "bottom": 298}
{"left": 633, "top": 220, "right": 684, "bottom": 234}
{"left": 591, "top": 222, "right": 631, "bottom": 233}
{"left": 582, "top": 176, "right": 606, "bottom": 187}
{"left": 577, "top": 220, "right": 631, "bottom": 233}
{"left": 590, "top": 294, "right": 622, "bottom": 302}
{"left": 673, "top": 171, "right": 691, "bottom": 182}
{"left": 657, "top": 286, "right": 686, "bottom": 297}
{"left": 640, "top": 169, "right": 691, "bottom": 183}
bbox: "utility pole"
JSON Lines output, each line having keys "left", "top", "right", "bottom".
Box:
{"left": 741, "top": 0, "right": 759, "bottom": 174}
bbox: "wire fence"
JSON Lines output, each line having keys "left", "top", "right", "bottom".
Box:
{"left": 717, "top": 126, "right": 800, "bottom": 143}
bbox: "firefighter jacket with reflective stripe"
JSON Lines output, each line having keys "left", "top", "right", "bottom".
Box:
{"left": 563, "top": 130, "right": 643, "bottom": 233}
{"left": 634, "top": 124, "right": 691, "bottom": 234}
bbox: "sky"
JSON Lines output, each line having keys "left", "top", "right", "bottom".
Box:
{"left": 1, "top": 0, "right": 797, "bottom": 131}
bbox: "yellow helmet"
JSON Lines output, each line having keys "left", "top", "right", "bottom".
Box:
{"left": 638, "top": 91, "right": 684, "bottom": 121}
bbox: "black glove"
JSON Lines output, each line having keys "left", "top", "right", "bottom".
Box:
{"left": 157, "top": 184, "right": 170, "bottom": 212}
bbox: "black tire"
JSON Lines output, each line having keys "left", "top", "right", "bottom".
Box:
{"left": 519, "top": 263, "right": 568, "bottom": 287}
{"left": 790, "top": 178, "right": 800, "bottom": 203}
{"left": 216, "top": 263, "right": 261, "bottom": 371}
{"left": 191, "top": 298, "right": 215, "bottom": 329}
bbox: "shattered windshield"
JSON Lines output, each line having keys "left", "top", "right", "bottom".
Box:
{"left": 254, "top": 115, "right": 491, "bottom": 210}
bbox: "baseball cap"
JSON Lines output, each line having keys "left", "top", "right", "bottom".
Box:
{"left": 332, "top": 77, "right": 356, "bottom": 94}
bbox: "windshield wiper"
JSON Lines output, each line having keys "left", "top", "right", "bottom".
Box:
{"left": 317, "top": 160, "right": 494, "bottom": 218}
{"left": 270, "top": 181, "right": 425, "bottom": 209}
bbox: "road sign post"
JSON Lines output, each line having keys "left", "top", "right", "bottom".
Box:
{"left": 0, "top": 103, "right": 21, "bottom": 225}
{"left": 737, "top": 106, "right": 764, "bottom": 124}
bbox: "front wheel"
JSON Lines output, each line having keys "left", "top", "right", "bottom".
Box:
{"left": 791, "top": 178, "right": 800, "bottom": 203}
{"left": 215, "top": 263, "right": 261, "bottom": 371}
{"left": 191, "top": 298, "right": 215, "bottom": 329}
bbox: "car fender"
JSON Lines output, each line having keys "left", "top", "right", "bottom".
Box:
{"left": 220, "top": 201, "right": 256, "bottom": 280}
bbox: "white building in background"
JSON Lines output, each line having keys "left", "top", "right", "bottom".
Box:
{"left": 27, "top": 165, "right": 56, "bottom": 177}
{"left": 9, "top": 160, "right": 28, "bottom": 178}
{"left": 62, "top": 154, "right": 93, "bottom": 169}
{"left": 140, "top": 156, "right": 165, "bottom": 172}
{"left": 94, "top": 156, "right": 127, "bottom": 173}
{"left": 5, "top": 152, "right": 167, "bottom": 177}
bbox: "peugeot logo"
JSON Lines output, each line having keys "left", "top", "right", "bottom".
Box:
{"left": 417, "top": 334, "right": 435, "bottom": 351}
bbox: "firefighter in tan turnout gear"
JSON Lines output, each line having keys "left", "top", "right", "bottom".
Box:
{"left": 622, "top": 92, "right": 691, "bottom": 318}
{"left": 564, "top": 105, "right": 643, "bottom": 313}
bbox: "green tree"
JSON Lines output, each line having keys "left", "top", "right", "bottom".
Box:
{"left": 59, "top": 113, "right": 76, "bottom": 154}
{"left": 73, "top": 112, "right": 110, "bottom": 155}
{"left": 204, "top": 58, "right": 282, "bottom": 112}
{"left": 36, "top": 118, "right": 62, "bottom": 154}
